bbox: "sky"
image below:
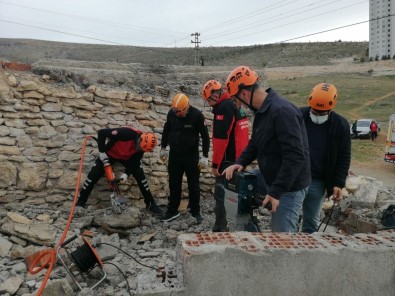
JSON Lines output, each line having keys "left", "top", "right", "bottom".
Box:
{"left": 0, "top": 0, "right": 370, "bottom": 47}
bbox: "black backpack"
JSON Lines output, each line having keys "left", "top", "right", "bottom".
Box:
{"left": 381, "top": 204, "right": 395, "bottom": 228}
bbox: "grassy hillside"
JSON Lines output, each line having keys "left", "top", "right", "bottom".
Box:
{"left": 0, "top": 38, "right": 368, "bottom": 67}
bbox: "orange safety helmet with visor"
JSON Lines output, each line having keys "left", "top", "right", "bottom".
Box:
{"left": 201, "top": 80, "right": 222, "bottom": 101}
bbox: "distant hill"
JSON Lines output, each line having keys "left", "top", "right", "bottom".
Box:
{"left": 0, "top": 38, "right": 368, "bottom": 67}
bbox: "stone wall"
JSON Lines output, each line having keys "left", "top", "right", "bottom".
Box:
{"left": 0, "top": 69, "right": 216, "bottom": 208}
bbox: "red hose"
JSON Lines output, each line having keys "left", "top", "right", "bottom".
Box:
{"left": 28, "top": 135, "right": 95, "bottom": 295}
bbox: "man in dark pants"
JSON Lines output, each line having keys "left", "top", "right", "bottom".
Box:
{"left": 223, "top": 66, "right": 311, "bottom": 233}
{"left": 301, "top": 83, "right": 351, "bottom": 233}
{"left": 76, "top": 127, "right": 163, "bottom": 216}
{"left": 160, "top": 93, "right": 210, "bottom": 223}
{"left": 201, "top": 80, "right": 249, "bottom": 231}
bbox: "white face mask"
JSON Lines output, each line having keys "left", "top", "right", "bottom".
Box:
{"left": 309, "top": 111, "right": 329, "bottom": 125}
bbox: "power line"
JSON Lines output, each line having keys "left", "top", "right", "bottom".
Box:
{"left": 0, "top": 1, "right": 187, "bottom": 38}
{"left": 0, "top": 19, "right": 194, "bottom": 58}
{"left": 0, "top": 19, "right": 125, "bottom": 45}
{"left": 162, "top": 0, "right": 309, "bottom": 47}
{"left": 200, "top": 0, "right": 297, "bottom": 33}
{"left": 162, "top": 0, "right": 349, "bottom": 47}
{"left": 280, "top": 13, "right": 395, "bottom": 43}
{"left": 0, "top": 1, "right": 375, "bottom": 51}
{"left": 203, "top": 0, "right": 344, "bottom": 41}
{"left": 208, "top": 0, "right": 367, "bottom": 45}
{"left": 0, "top": 15, "right": 160, "bottom": 46}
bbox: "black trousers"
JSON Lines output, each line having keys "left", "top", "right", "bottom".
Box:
{"left": 78, "top": 155, "right": 155, "bottom": 205}
{"left": 167, "top": 152, "right": 200, "bottom": 215}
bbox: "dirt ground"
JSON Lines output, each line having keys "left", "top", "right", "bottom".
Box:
{"left": 349, "top": 132, "right": 394, "bottom": 186}
{"left": 351, "top": 160, "right": 395, "bottom": 186}
{"left": 264, "top": 58, "right": 395, "bottom": 79}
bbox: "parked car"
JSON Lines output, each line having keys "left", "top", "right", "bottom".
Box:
{"left": 350, "top": 119, "right": 381, "bottom": 139}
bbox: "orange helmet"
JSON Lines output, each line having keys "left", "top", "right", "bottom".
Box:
{"left": 171, "top": 93, "right": 189, "bottom": 116}
{"left": 225, "top": 66, "right": 259, "bottom": 96}
{"left": 308, "top": 83, "right": 338, "bottom": 111}
{"left": 140, "top": 132, "right": 157, "bottom": 152}
{"left": 202, "top": 80, "right": 222, "bottom": 100}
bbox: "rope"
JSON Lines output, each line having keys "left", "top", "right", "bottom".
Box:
{"left": 28, "top": 135, "right": 95, "bottom": 295}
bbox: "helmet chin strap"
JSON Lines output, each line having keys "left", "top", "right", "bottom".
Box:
{"left": 236, "top": 89, "right": 257, "bottom": 112}
{"left": 249, "top": 88, "right": 257, "bottom": 112}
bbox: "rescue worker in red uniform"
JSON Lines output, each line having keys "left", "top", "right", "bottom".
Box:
{"left": 76, "top": 127, "right": 163, "bottom": 216}
{"left": 201, "top": 80, "right": 249, "bottom": 231}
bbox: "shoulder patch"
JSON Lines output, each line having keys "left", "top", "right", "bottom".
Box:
{"left": 111, "top": 130, "right": 118, "bottom": 135}
{"left": 216, "top": 115, "right": 224, "bottom": 120}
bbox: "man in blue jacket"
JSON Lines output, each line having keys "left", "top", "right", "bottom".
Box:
{"left": 223, "top": 66, "right": 311, "bottom": 233}
{"left": 301, "top": 83, "right": 351, "bottom": 233}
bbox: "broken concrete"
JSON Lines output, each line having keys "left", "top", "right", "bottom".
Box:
{"left": 157, "top": 231, "right": 395, "bottom": 296}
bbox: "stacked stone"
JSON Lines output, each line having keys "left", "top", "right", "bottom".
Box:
{"left": 0, "top": 70, "right": 215, "bottom": 209}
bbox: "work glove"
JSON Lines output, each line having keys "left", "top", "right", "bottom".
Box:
{"left": 160, "top": 149, "right": 169, "bottom": 163}
{"left": 119, "top": 173, "right": 128, "bottom": 183}
{"left": 99, "top": 152, "right": 109, "bottom": 164}
{"left": 198, "top": 156, "right": 208, "bottom": 170}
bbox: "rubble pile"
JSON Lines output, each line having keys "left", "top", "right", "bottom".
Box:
{"left": 1, "top": 174, "right": 394, "bottom": 295}
{"left": 322, "top": 175, "right": 395, "bottom": 234}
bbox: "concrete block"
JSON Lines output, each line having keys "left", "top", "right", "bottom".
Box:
{"left": 173, "top": 232, "right": 395, "bottom": 296}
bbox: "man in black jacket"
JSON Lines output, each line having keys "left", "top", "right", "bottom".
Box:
{"left": 301, "top": 83, "right": 351, "bottom": 233}
{"left": 160, "top": 93, "right": 210, "bottom": 223}
{"left": 223, "top": 66, "right": 311, "bottom": 233}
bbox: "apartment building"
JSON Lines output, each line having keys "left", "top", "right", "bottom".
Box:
{"left": 369, "top": 0, "right": 395, "bottom": 59}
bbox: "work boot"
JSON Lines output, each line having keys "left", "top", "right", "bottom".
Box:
{"left": 76, "top": 195, "right": 88, "bottom": 208}
{"left": 161, "top": 210, "right": 180, "bottom": 222}
{"left": 191, "top": 212, "right": 203, "bottom": 224}
{"left": 146, "top": 202, "right": 163, "bottom": 217}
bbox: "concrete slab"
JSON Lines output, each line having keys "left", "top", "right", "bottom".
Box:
{"left": 174, "top": 231, "right": 395, "bottom": 296}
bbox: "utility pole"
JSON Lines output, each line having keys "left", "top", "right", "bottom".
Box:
{"left": 190, "top": 32, "right": 201, "bottom": 66}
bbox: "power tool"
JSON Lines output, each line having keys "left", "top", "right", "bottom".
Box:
{"left": 102, "top": 159, "right": 126, "bottom": 213}
{"left": 223, "top": 171, "right": 271, "bottom": 232}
